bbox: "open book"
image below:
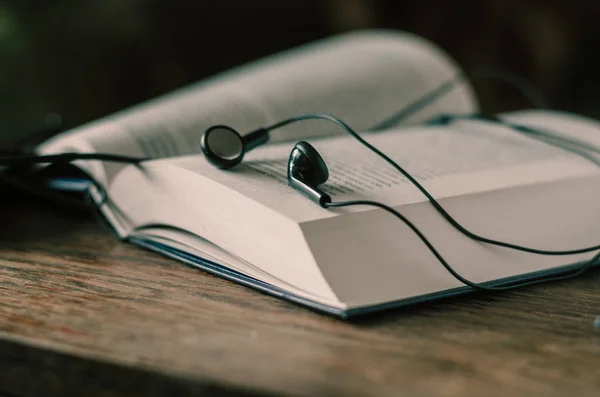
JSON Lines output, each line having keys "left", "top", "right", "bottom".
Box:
{"left": 33, "top": 30, "right": 600, "bottom": 317}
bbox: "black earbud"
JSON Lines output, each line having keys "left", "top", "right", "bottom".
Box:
{"left": 201, "top": 125, "right": 269, "bottom": 169}
{"left": 287, "top": 141, "right": 331, "bottom": 207}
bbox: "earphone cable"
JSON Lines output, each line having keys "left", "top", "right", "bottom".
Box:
{"left": 370, "top": 68, "right": 550, "bottom": 131}
{"left": 0, "top": 152, "right": 146, "bottom": 167}
{"left": 324, "top": 199, "right": 600, "bottom": 291}
{"left": 264, "top": 113, "right": 600, "bottom": 256}
{"left": 436, "top": 113, "right": 600, "bottom": 159}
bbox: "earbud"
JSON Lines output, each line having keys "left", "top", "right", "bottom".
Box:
{"left": 287, "top": 141, "right": 331, "bottom": 207}
{"left": 201, "top": 125, "right": 269, "bottom": 169}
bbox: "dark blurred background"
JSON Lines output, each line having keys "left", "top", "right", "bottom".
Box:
{"left": 2, "top": 0, "right": 600, "bottom": 150}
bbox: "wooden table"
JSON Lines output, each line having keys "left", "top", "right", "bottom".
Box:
{"left": 1, "top": 189, "right": 600, "bottom": 397}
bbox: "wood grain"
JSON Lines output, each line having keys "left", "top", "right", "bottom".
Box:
{"left": 1, "top": 189, "right": 600, "bottom": 397}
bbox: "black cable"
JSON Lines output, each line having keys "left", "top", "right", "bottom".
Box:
{"left": 370, "top": 68, "right": 549, "bottom": 131}
{"left": 438, "top": 113, "right": 600, "bottom": 157}
{"left": 264, "top": 113, "right": 600, "bottom": 256}
{"left": 370, "top": 76, "right": 460, "bottom": 131}
{"left": 324, "top": 200, "right": 600, "bottom": 291}
{"left": 0, "top": 152, "right": 145, "bottom": 167}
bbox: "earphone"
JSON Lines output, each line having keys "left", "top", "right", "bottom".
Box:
{"left": 3, "top": 72, "right": 599, "bottom": 292}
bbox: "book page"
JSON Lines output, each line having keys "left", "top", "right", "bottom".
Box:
{"left": 156, "top": 109, "right": 600, "bottom": 224}
{"left": 38, "top": 30, "right": 477, "bottom": 185}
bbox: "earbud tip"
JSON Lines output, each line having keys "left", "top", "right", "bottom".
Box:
{"left": 201, "top": 125, "right": 245, "bottom": 169}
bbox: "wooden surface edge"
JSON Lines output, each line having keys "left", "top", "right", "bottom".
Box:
{"left": 0, "top": 337, "right": 275, "bottom": 397}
